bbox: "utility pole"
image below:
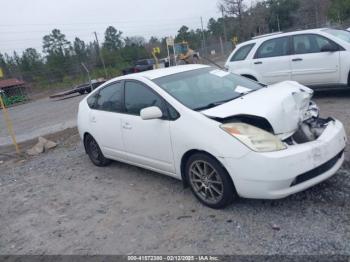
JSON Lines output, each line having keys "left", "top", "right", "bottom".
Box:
{"left": 200, "top": 17, "right": 207, "bottom": 56}
{"left": 277, "top": 15, "right": 281, "bottom": 32}
{"left": 94, "top": 32, "right": 108, "bottom": 78}
{"left": 221, "top": 5, "right": 228, "bottom": 43}
{"left": 81, "top": 63, "right": 93, "bottom": 92}
{"left": 0, "top": 90, "right": 20, "bottom": 154}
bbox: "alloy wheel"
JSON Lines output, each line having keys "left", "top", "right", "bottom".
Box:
{"left": 189, "top": 160, "right": 224, "bottom": 205}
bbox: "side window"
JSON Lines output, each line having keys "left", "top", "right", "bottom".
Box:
{"left": 230, "top": 44, "right": 255, "bottom": 61}
{"left": 166, "top": 103, "right": 180, "bottom": 120}
{"left": 87, "top": 93, "right": 99, "bottom": 109}
{"left": 255, "top": 37, "right": 289, "bottom": 58}
{"left": 124, "top": 81, "right": 163, "bottom": 115}
{"left": 293, "top": 34, "right": 335, "bottom": 54}
{"left": 95, "top": 82, "right": 123, "bottom": 112}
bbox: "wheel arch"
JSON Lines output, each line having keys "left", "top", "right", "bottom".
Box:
{"left": 180, "top": 149, "right": 234, "bottom": 189}
{"left": 83, "top": 132, "right": 93, "bottom": 153}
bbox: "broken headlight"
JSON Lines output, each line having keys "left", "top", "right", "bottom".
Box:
{"left": 220, "top": 123, "right": 286, "bottom": 152}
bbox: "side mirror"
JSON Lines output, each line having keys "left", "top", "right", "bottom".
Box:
{"left": 321, "top": 43, "right": 338, "bottom": 52}
{"left": 140, "top": 106, "right": 163, "bottom": 120}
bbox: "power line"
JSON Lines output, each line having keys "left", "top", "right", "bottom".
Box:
{"left": 0, "top": 20, "right": 201, "bottom": 34}
{"left": 0, "top": 24, "right": 189, "bottom": 45}
{"left": 0, "top": 16, "right": 203, "bottom": 27}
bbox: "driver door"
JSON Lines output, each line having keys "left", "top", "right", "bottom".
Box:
{"left": 121, "top": 80, "right": 175, "bottom": 174}
{"left": 290, "top": 34, "right": 341, "bottom": 85}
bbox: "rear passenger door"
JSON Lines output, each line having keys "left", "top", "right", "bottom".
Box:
{"left": 253, "top": 36, "right": 292, "bottom": 85}
{"left": 226, "top": 43, "right": 255, "bottom": 73}
{"left": 88, "top": 81, "right": 127, "bottom": 161}
{"left": 290, "top": 34, "right": 341, "bottom": 85}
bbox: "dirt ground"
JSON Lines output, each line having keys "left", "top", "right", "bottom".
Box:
{"left": 0, "top": 89, "right": 349, "bottom": 255}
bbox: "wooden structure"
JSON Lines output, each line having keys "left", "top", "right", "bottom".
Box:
{"left": 0, "top": 78, "right": 28, "bottom": 105}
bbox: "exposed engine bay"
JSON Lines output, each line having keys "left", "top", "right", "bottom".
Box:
{"left": 286, "top": 116, "right": 333, "bottom": 145}
{"left": 210, "top": 100, "right": 333, "bottom": 146}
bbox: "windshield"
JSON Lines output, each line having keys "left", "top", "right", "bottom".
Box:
{"left": 324, "top": 29, "right": 350, "bottom": 43}
{"left": 153, "top": 67, "right": 262, "bottom": 110}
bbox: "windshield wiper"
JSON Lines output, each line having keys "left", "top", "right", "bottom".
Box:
{"left": 194, "top": 98, "right": 235, "bottom": 111}
{"left": 194, "top": 89, "right": 262, "bottom": 111}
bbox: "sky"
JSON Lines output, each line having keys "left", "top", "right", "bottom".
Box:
{"left": 0, "top": 0, "right": 223, "bottom": 55}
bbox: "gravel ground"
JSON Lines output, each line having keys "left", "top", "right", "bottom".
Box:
{"left": 0, "top": 89, "right": 349, "bottom": 255}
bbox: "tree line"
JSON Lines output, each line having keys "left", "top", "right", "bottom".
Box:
{"left": 0, "top": 0, "right": 349, "bottom": 89}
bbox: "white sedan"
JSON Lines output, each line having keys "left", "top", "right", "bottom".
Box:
{"left": 77, "top": 65, "right": 347, "bottom": 209}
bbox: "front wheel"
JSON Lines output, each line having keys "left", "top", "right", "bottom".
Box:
{"left": 84, "top": 135, "right": 111, "bottom": 167}
{"left": 186, "top": 153, "right": 236, "bottom": 209}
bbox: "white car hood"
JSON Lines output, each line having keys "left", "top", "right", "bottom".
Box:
{"left": 201, "top": 81, "right": 313, "bottom": 135}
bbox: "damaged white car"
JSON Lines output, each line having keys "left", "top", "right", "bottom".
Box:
{"left": 77, "top": 65, "right": 347, "bottom": 209}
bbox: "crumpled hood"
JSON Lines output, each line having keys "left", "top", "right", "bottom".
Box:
{"left": 201, "top": 81, "right": 314, "bottom": 135}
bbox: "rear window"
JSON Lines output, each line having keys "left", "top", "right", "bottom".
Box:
{"left": 323, "top": 29, "right": 350, "bottom": 43}
{"left": 255, "top": 37, "right": 289, "bottom": 58}
{"left": 87, "top": 82, "right": 123, "bottom": 112}
{"left": 230, "top": 43, "right": 255, "bottom": 61}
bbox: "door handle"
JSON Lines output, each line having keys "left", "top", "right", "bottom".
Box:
{"left": 292, "top": 58, "right": 303, "bottom": 62}
{"left": 122, "top": 122, "right": 132, "bottom": 130}
{"left": 254, "top": 61, "right": 262, "bottom": 65}
{"left": 90, "top": 115, "right": 97, "bottom": 123}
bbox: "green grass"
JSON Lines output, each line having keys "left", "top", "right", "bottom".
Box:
{"left": 1, "top": 94, "right": 27, "bottom": 107}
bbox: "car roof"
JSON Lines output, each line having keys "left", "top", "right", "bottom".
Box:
{"left": 236, "top": 28, "right": 329, "bottom": 47}
{"left": 116, "top": 64, "right": 210, "bottom": 81}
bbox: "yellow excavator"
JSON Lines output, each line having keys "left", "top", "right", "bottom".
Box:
{"left": 175, "top": 41, "right": 200, "bottom": 64}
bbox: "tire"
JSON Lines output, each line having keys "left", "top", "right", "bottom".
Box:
{"left": 185, "top": 153, "right": 236, "bottom": 209}
{"left": 84, "top": 135, "right": 111, "bottom": 167}
{"left": 192, "top": 56, "right": 200, "bottom": 64}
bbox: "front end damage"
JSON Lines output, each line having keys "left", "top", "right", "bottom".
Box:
{"left": 202, "top": 81, "right": 347, "bottom": 199}
{"left": 285, "top": 116, "right": 334, "bottom": 145}
{"left": 279, "top": 87, "right": 335, "bottom": 145}
{"left": 202, "top": 81, "right": 345, "bottom": 148}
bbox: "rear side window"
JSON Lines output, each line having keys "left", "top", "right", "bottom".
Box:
{"left": 293, "top": 34, "right": 336, "bottom": 54}
{"left": 255, "top": 37, "right": 290, "bottom": 58}
{"left": 124, "top": 81, "right": 163, "bottom": 115}
{"left": 230, "top": 44, "right": 255, "bottom": 61}
{"left": 92, "top": 82, "right": 123, "bottom": 112}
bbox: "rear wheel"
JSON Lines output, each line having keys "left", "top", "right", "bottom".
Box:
{"left": 186, "top": 153, "right": 236, "bottom": 209}
{"left": 84, "top": 135, "right": 111, "bottom": 167}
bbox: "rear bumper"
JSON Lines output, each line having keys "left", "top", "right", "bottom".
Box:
{"left": 224, "top": 119, "right": 347, "bottom": 199}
